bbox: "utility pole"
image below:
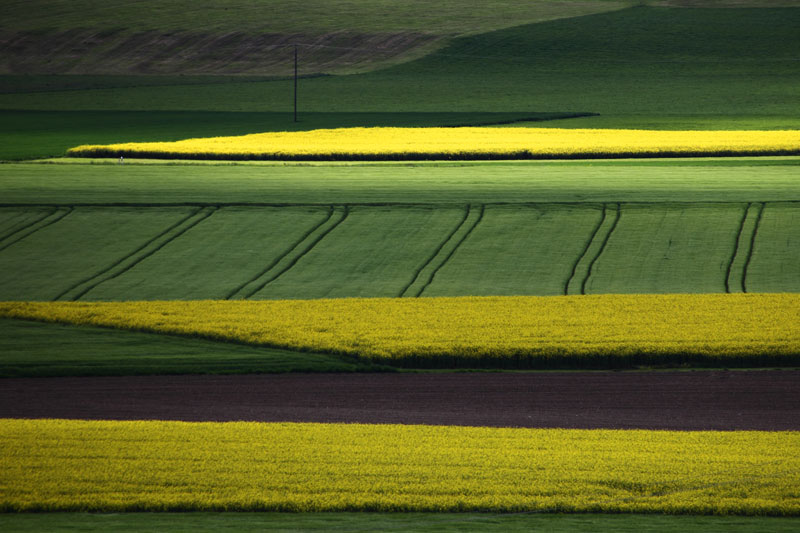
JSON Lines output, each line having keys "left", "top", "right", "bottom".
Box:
{"left": 293, "top": 45, "right": 298, "bottom": 122}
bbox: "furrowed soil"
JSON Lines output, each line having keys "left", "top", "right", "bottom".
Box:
{"left": 2, "top": 371, "right": 798, "bottom": 431}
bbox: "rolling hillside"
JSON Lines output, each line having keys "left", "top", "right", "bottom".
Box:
{"left": 2, "top": 4, "right": 799, "bottom": 159}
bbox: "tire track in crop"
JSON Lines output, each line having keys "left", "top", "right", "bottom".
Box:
{"left": 742, "top": 202, "right": 765, "bottom": 294}
{"left": 224, "top": 206, "right": 336, "bottom": 300}
{"left": 726, "top": 202, "right": 764, "bottom": 293}
{"left": 0, "top": 207, "right": 72, "bottom": 254}
{"left": 410, "top": 204, "right": 485, "bottom": 298}
{"left": 564, "top": 204, "right": 608, "bottom": 296}
{"left": 580, "top": 203, "right": 621, "bottom": 295}
{"left": 724, "top": 203, "right": 751, "bottom": 293}
{"left": 398, "top": 206, "right": 471, "bottom": 298}
{"left": 232, "top": 206, "right": 349, "bottom": 300}
{"left": 224, "top": 206, "right": 335, "bottom": 300}
{"left": 57, "top": 207, "right": 217, "bottom": 301}
{"left": 0, "top": 208, "right": 56, "bottom": 243}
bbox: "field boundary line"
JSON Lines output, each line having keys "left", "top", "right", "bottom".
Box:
{"left": 398, "top": 206, "right": 471, "bottom": 298}
{"left": 58, "top": 207, "right": 217, "bottom": 301}
{"left": 742, "top": 202, "right": 765, "bottom": 293}
{"left": 415, "top": 204, "right": 485, "bottom": 297}
{"left": 239, "top": 206, "right": 350, "bottom": 300}
{"left": 5, "top": 200, "right": 800, "bottom": 209}
{"left": 225, "top": 206, "right": 335, "bottom": 300}
{"left": 0, "top": 207, "right": 72, "bottom": 254}
{"left": 580, "top": 202, "right": 621, "bottom": 295}
{"left": 564, "top": 204, "right": 607, "bottom": 296}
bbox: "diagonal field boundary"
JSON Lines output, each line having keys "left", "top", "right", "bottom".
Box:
{"left": 56, "top": 207, "right": 217, "bottom": 301}
{"left": 578, "top": 202, "right": 621, "bottom": 295}
{"left": 564, "top": 203, "right": 609, "bottom": 296}
{"left": 230, "top": 205, "right": 350, "bottom": 300}
{"left": 0, "top": 207, "right": 73, "bottom": 254}
{"left": 405, "top": 204, "right": 485, "bottom": 298}
{"left": 726, "top": 202, "right": 764, "bottom": 293}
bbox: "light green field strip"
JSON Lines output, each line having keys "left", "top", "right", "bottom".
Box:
{"left": 2, "top": 203, "right": 800, "bottom": 301}
{"left": 566, "top": 204, "right": 619, "bottom": 295}
{"left": 584, "top": 204, "right": 743, "bottom": 294}
{"left": 421, "top": 204, "right": 600, "bottom": 297}
{"left": 65, "top": 207, "right": 217, "bottom": 301}
{"left": 78, "top": 206, "right": 331, "bottom": 301}
{"left": 250, "top": 206, "right": 465, "bottom": 299}
{"left": 1, "top": 420, "right": 798, "bottom": 514}
{"left": 3, "top": 161, "right": 800, "bottom": 205}
{"left": 726, "top": 202, "right": 762, "bottom": 293}
{"left": 402, "top": 204, "right": 483, "bottom": 298}
{"left": 747, "top": 203, "right": 800, "bottom": 293}
{"left": 231, "top": 206, "right": 348, "bottom": 299}
{"left": 0, "top": 207, "right": 196, "bottom": 301}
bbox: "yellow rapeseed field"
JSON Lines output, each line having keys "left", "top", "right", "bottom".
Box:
{"left": 1, "top": 419, "right": 797, "bottom": 514}
{"left": 66, "top": 127, "right": 800, "bottom": 160}
{"left": 1, "top": 293, "right": 798, "bottom": 367}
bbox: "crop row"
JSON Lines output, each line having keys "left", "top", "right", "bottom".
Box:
{"left": 1, "top": 419, "right": 797, "bottom": 514}
{"left": 66, "top": 128, "right": 800, "bottom": 160}
{"left": 2, "top": 293, "right": 798, "bottom": 368}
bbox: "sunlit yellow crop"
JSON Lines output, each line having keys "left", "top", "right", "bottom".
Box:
{"left": 66, "top": 127, "right": 800, "bottom": 160}
{"left": 1, "top": 293, "right": 798, "bottom": 367}
{"left": 1, "top": 419, "right": 797, "bottom": 514}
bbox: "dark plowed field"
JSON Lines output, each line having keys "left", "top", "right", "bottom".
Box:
{"left": 2, "top": 370, "right": 798, "bottom": 431}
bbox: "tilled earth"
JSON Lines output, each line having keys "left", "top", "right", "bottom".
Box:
{"left": 2, "top": 370, "right": 798, "bottom": 430}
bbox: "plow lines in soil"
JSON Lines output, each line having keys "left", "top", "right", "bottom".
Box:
{"left": 2, "top": 293, "right": 799, "bottom": 369}
{"left": 1, "top": 419, "right": 798, "bottom": 514}
{"left": 66, "top": 128, "right": 800, "bottom": 160}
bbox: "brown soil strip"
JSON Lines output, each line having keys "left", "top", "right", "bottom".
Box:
{"left": 1, "top": 371, "right": 798, "bottom": 431}
{"left": 0, "top": 30, "right": 440, "bottom": 76}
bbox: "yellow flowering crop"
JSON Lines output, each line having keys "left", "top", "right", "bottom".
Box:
{"left": 66, "top": 127, "right": 800, "bottom": 160}
{"left": 1, "top": 419, "right": 797, "bottom": 514}
{"left": 1, "top": 293, "right": 798, "bottom": 368}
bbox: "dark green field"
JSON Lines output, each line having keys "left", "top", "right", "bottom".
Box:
{"left": 0, "top": 318, "right": 380, "bottom": 377}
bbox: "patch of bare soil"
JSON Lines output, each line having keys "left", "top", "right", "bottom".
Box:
{"left": 1, "top": 370, "right": 797, "bottom": 430}
{"left": 0, "top": 30, "right": 441, "bottom": 76}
